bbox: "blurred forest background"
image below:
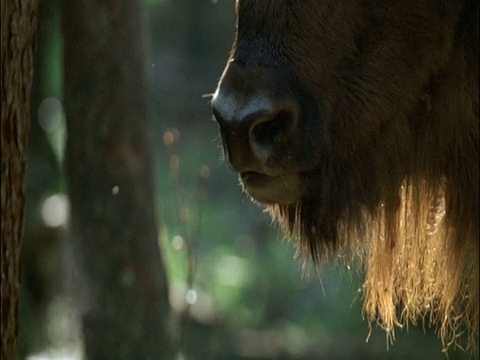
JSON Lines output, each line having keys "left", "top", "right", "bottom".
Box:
{"left": 20, "top": 0, "right": 472, "bottom": 359}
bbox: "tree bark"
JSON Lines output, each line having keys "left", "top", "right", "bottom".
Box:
{"left": 1, "top": 0, "right": 39, "bottom": 359}
{"left": 62, "top": 0, "right": 173, "bottom": 358}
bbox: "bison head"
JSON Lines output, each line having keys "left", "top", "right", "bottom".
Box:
{"left": 212, "top": 0, "right": 478, "bottom": 354}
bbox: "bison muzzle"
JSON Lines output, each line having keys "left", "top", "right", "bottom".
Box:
{"left": 211, "top": 0, "right": 479, "bottom": 353}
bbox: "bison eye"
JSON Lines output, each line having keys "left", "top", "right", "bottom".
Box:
{"left": 252, "top": 110, "right": 293, "bottom": 146}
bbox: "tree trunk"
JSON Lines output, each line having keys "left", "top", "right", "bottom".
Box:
{"left": 62, "top": 0, "right": 173, "bottom": 358}
{"left": 1, "top": 1, "right": 39, "bottom": 359}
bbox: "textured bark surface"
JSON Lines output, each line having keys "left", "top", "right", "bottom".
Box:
{"left": 1, "top": 0, "right": 39, "bottom": 359}
{"left": 62, "top": 0, "right": 173, "bottom": 358}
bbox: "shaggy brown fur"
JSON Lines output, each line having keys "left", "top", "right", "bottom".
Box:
{"left": 212, "top": 0, "right": 478, "bottom": 353}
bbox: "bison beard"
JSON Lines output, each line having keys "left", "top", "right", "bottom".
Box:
{"left": 212, "top": 0, "right": 478, "bottom": 353}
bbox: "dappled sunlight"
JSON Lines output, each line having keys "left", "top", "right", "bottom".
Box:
{"left": 37, "top": 97, "right": 66, "bottom": 162}
{"left": 41, "top": 194, "right": 69, "bottom": 228}
{"left": 38, "top": 98, "right": 62, "bottom": 133}
{"left": 214, "top": 254, "right": 252, "bottom": 288}
{"left": 26, "top": 296, "right": 84, "bottom": 360}
{"left": 168, "top": 281, "right": 216, "bottom": 324}
{"left": 233, "top": 323, "right": 313, "bottom": 359}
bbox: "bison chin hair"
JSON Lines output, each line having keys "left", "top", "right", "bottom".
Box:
{"left": 267, "top": 174, "right": 478, "bottom": 352}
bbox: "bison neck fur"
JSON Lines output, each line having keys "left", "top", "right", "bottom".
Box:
{"left": 268, "top": 25, "right": 478, "bottom": 355}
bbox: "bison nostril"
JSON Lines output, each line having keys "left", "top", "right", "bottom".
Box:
{"left": 252, "top": 110, "right": 294, "bottom": 147}
{"left": 211, "top": 92, "right": 299, "bottom": 172}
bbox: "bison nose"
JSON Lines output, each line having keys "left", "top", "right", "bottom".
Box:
{"left": 211, "top": 92, "right": 299, "bottom": 174}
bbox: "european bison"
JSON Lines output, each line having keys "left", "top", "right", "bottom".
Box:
{"left": 211, "top": 0, "right": 479, "bottom": 353}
